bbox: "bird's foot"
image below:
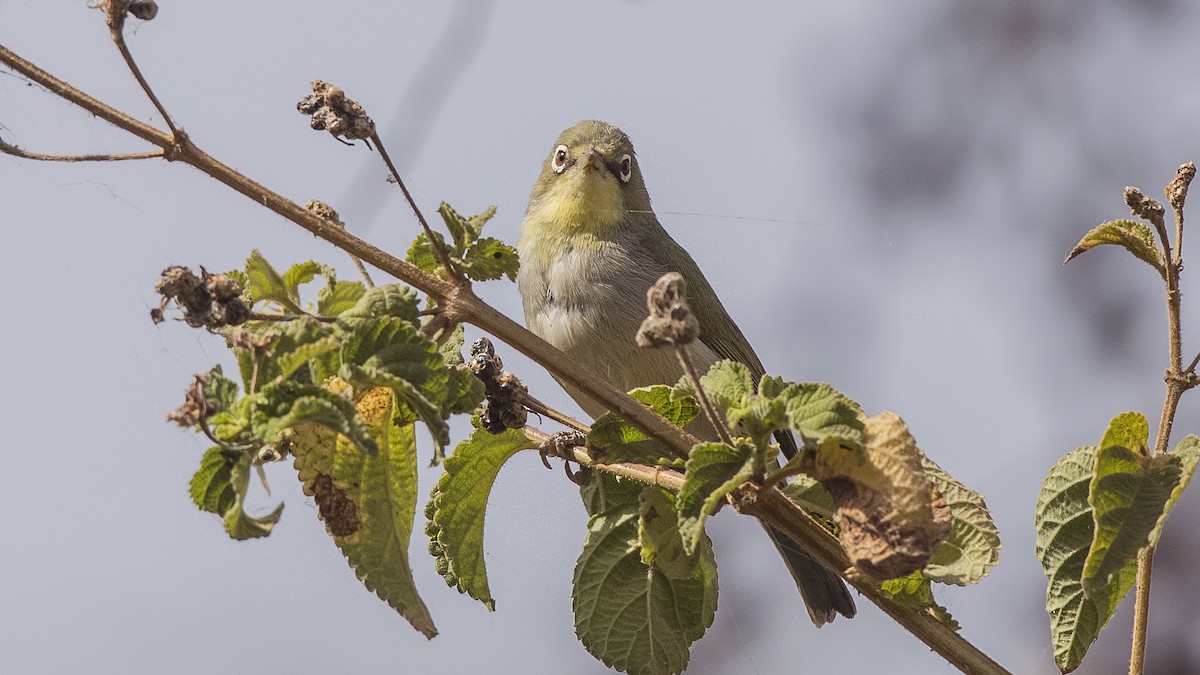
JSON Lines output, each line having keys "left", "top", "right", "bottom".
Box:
{"left": 539, "top": 430, "right": 591, "bottom": 485}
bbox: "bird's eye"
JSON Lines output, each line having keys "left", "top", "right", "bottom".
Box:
{"left": 618, "top": 154, "right": 633, "bottom": 183}
{"left": 552, "top": 145, "right": 570, "bottom": 174}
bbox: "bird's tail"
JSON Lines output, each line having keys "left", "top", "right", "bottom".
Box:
{"left": 764, "top": 524, "right": 857, "bottom": 627}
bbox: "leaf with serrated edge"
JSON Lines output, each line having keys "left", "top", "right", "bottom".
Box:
{"left": 880, "top": 571, "right": 959, "bottom": 631}
{"left": 1082, "top": 417, "right": 1197, "bottom": 601}
{"left": 785, "top": 382, "right": 866, "bottom": 450}
{"left": 463, "top": 237, "right": 520, "bottom": 282}
{"left": 436, "top": 202, "right": 471, "bottom": 252}
{"left": 189, "top": 447, "right": 238, "bottom": 515}
{"left": 281, "top": 260, "right": 324, "bottom": 299}
{"left": 253, "top": 383, "right": 378, "bottom": 457}
{"left": 697, "top": 360, "right": 753, "bottom": 411}
{"left": 920, "top": 454, "right": 1001, "bottom": 585}
{"left": 573, "top": 506, "right": 717, "bottom": 675}
{"left": 223, "top": 453, "right": 283, "bottom": 540}
{"left": 1148, "top": 435, "right": 1200, "bottom": 546}
{"left": 244, "top": 250, "right": 299, "bottom": 310}
{"left": 428, "top": 427, "right": 536, "bottom": 609}
{"left": 677, "top": 440, "right": 755, "bottom": 555}
{"left": 588, "top": 386, "right": 696, "bottom": 467}
{"left": 337, "top": 387, "right": 437, "bottom": 638}
{"left": 1064, "top": 219, "right": 1166, "bottom": 280}
{"left": 639, "top": 487, "right": 697, "bottom": 579}
{"left": 1035, "top": 445, "right": 1137, "bottom": 673}
{"left": 582, "top": 472, "right": 646, "bottom": 516}
{"left": 317, "top": 279, "right": 366, "bottom": 316}
{"left": 337, "top": 284, "right": 420, "bottom": 325}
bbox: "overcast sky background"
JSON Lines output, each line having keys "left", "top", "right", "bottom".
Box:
{"left": 3, "top": 2, "right": 1200, "bottom": 673}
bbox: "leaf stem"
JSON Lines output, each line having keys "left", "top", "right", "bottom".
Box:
{"left": 370, "top": 131, "right": 462, "bottom": 283}
{"left": 674, "top": 344, "right": 733, "bottom": 448}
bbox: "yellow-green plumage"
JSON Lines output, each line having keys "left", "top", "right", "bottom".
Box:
{"left": 517, "top": 120, "right": 855, "bottom": 626}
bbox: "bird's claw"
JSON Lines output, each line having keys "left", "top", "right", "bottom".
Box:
{"left": 538, "top": 431, "right": 590, "bottom": 485}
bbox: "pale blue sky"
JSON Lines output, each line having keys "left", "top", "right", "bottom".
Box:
{"left": 3, "top": 2, "right": 1200, "bottom": 673}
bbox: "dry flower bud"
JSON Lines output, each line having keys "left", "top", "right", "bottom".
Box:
{"left": 636, "top": 272, "right": 699, "bottom": 348}
{"left": 1124, "top": 186, "right": 1165, "bottom": 227}
{"left": 1166, "top": 161, "right": 1196, "bottom": 212}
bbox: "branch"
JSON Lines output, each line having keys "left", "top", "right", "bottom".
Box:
{"left": 0, "top": 137, "right": 163, "bottom": 162}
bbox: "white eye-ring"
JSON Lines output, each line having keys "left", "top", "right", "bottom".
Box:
{"left": 552, "top": 145, "right": 570, "bottom": 173}
{"left": 618, "top": 153, "right": 633, "bottom": 183}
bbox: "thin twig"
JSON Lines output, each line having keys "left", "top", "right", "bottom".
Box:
{"left": 675, "top": 344, "right": 733, "bottom": 447}
{"left": 351, "top": 255, "right": 376, "bottom": 288}
{"left": 0, "top": 138, "right": 162, "bottom": 161}
{"left": 371, "top": 131, "right": 461, "bottom": 282}
{"left": 521, "top": 393, "right": 591, "bottom": 434}
{"left": 104, "top": 5, "right": 180, "bottom": 138}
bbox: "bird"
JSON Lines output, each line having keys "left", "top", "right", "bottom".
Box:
{"left": 515, "top": 119, "right": 856, "bottom": 626}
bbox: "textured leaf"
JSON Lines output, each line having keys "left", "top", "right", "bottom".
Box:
{"left": 317, "top": 279, "right": 366, "bottom": 316}
{"left": 462, "top": 203, "right": 497, "bottom": 241}
{"left": 223, "top": 453, "right": 283, "bottom": 540}
{"left": 437, "top": 202, "right": 470, "bottom": 251}
{"left": 189, "top": 447, "right": 239, "bottom": 515}
{"left": 1148, "top": 435, "right": 1200, "bottom": 545}
{"left": 406, "top": 230, "right": 451, "bottom": 278}
{"left": 1035, "top": 445, "right": 1136, "bottom": 673}
{"left": 573, "top": 506, "right": 717, "bottom": 675}
{"left": 811, "top": 412, "right": 950, "bottom": 580}
{"left": 281, "top": 260, "right": 325, "bottom": 299}
{"left": 337, "top": 284, "right": 420, "bottom": 325}
{"left": 780, "top": 474, "right": 835, "bottom": 518}
{"left": 273, "top": 335, "right": 340, "bottom": 381}
{"left": 1082, "top": 418, "right": 1200, "bottom": 601}
{"left": 252, "top": 383, "right": 378, "bottom": 456}
{"left": 342, "top": 364, "right": 449, "bottom": 457}
{"left": 291, "top": 386, "right": 437, "bottom": 637}
{"left": 588, "top": 386, "right": 697, "bottom": 467}
{"left": 202, "top": 365, "right": 240, "bottom": 413}
{"left": 920, "top": 454, "right": 1001, "bottom": 585}
{"left": 880, "top": 571, "right": 959, "bottom": 631}
{"left": 462, "top": 237, "right": 519, "bottom": 282}
{"left": 582, "top": 472, "right": 647, "bottom": 516}
{"left": 1063, "top": 219, "right": 1166, "bottom": 280}
{"left": 784, "top": 382, "right": 866, "bottom": 450}
{"left": 639, "top": 487, "right": 696, "bottom": 578}
{"left": 676, "top": 440, "right": 755, "bottom": 555}
{"left": 696, "top": 360, "right": 754, "bottom": 410}
{"left": 427, "top": 427, "right": 536, "bottom": 609}
{"left": 340, "top": 316, "right": 438, "bottom": 387}
{"left": 244, "top": 250, "right": 299, "bottom": 310}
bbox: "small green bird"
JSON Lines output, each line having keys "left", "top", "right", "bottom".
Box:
{"left": 516, "top": 120, "right": 856, "bottom": 626}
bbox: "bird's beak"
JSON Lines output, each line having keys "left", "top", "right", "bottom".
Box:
{"left": 579, "top": 147, "right": 607, "bottom": 172}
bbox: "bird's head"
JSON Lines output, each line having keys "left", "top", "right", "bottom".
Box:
{"left": 523, "top": 120, "right": 653, "bottom": 237}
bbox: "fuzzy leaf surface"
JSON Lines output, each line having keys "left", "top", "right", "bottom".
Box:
{"left": 1063, "top": 219, "right": 1166, "bottom": 279}
{"left": 573, "top": 506, "right": 717, "bottom": 675}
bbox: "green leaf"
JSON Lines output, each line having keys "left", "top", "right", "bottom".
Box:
{"left": 406, "top": 230, "right": 451, "bottom": 278}
{"left": 920, "top": 454, "right": 1001, "bottom": 585}
{"left": 1082, "top": 420, "right": 1200, "bottom": 602}
{"left": 342, "top": 364, "right": 449, "bottom": 458}
{"left": 1035, "top": 445, "right": 1137, "bottom": 673}
{"left": 202, "top": 365, "right": 240, "bottom": 413}
{"left": 639, "top": 487, "right": 697, "bottom": 578}
{"left": 1148, "top": 435, "right": 1200, "bottom": 545}
{"left": 189, "top": 447, "right": 239, "bottom": 515}
{"left": 317, "top": 279, "right": 366, "bottom": 316}
{"left": 290, "top": 386, "right": 437, "bottom": 637}
{"left": 573, "top": 506, "right": 717, "bottom": 675}
{"left": 463, "top": 203, "right": 498, "bottom": 241}
{"left": 274, "top": 334, "right": 341, "bottom": 382}
{"left": 697, "top": 360, "right": 754, "bottom": 410}
{"left": 780, "top": 473, "right": 835, "bottom": 518}
{"left": 879, "top": 571, "right": 959, "bottom": 631}
{"left": 252, "top": 383, "right": 378, "bottom": 456}
{"left": 339, "top": 389, "right": 437, "bottom": 638}
{"left": 340, "top": 316, "right": 437, "bottom": 386}
{"left": 581, "top": 471, "right": 647, "bottom": 516}
{"left": 427, "top": 426, "right": 537, "bottom": 609}
{"left": 437, "top": 323, "right": 467, "bottom": 365}
{"left": 1064, "top": 219, "right": 1167, "bottom": 280}
{"left": 676, "top": 440, "right": 755, "bottom": 555}
{"left": 784, "top": 382, "right": 866, "bottom": 450}
{"left": 223, "top": 452, "right": 284, "bottom": 540}
{"left": 337, "top": 284, "right": 420, "bottom": 326}
{"left": 462, "top": 237, "right": 520, "bottom": 282}
{"left": 281, "top": 260, "right": 325, "bottom": 299}
{"left": 437, "top": 202, "right": 471, "bottom": 252}
{"left": 244, "top": 250, "right": 300, "bottom": 310}
{"left": 588, "top": 386, "right": 697, "bottom": 467}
